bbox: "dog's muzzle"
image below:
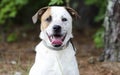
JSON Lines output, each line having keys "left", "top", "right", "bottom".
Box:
{"left": 46, "top": 25, "right": 67, "bottom": 47}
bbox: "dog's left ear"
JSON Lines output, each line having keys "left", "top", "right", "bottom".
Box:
{"left": 65, "top": 7, "right": 80, "bottom": 19}
{"left": 32, "top": 7, "right": 48, "bottom": 24}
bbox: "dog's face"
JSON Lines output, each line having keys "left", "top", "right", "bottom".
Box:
{"left": 32, "top": 6, "right": 79, "bottom": 48}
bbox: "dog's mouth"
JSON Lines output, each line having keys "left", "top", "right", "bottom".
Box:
{"left": 47, "top": 33, "right": 66, "bottom": 47}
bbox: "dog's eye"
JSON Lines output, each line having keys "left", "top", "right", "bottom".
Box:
{"left": 62, "top": 18, "right": 67, "bottom": 22}
{"left": 46, "top": 16, "right": 52, "bottom": 22}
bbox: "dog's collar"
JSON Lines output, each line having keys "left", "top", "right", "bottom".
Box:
{"left": 42, "top": 40, "right": 70, "bottom": 51}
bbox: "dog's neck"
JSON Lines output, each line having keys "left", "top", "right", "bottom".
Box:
{"left": 42, "top": 40, "right": 70, "bottom": 51}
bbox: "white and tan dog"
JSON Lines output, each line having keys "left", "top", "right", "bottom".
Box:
{"left": 29, "top": 6, "right": 80, "bottom": 75}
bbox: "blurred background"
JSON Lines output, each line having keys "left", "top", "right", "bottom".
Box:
{"left": 1, "top": 0, "right": 118, "bottom": 75}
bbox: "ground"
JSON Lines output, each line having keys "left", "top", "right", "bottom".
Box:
{"left": 0, "top": 27, "right": 120, "bottom": 75}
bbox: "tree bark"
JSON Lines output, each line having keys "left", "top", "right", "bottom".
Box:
{"left": 100, "top": 0, "right": 120, "bottom": 62}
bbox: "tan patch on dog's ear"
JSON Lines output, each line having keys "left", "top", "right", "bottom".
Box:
{"left": 32, "top": 7, "right": 48, "bottom": 24}
{"left": 40, "top": 8, "right": 51, "bottom": 31}
{"left": 65, "top": 7, "right": 80, "bottom": 19}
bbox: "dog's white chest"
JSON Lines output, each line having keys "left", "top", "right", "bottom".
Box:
{"left": 29, "top": 41, "right": 79, "bottom": 75}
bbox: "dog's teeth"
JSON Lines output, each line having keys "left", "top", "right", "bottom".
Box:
{"left": 51, "top": 36, "right": 53, "bottom": 39}
{"left": 51, "top": 36, "right": 54, "bottom": 39}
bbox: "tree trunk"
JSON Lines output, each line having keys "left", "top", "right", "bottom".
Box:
{"left": 100, "top": 0, "right": 120, "bottom": 62}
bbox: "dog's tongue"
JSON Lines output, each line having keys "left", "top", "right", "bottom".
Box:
{"left": 51, "top": 37, "right": 62, "bottom": 45}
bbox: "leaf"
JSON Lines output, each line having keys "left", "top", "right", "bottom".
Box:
{"left": 9, "top": 11, "right": 17, "bottom": 18}
{"left": 93, "top": 27, "right": 104, "bottom": 48}
{"left": 49, "top": 0, "right": 63, "bottom": 5}
{"left": 7, "top": 33, "right": 17, "bottom": 42}
{"left": 84, "top": 0, "right": 97, "bottom": 5}
{"left": 94, "top": 14, "right": 105, "bottom": 22}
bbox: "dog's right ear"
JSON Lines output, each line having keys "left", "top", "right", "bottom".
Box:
{"left": 65, "top": 7, "right": 80, "bottom": 19}
{"left": 32, "top": 7, "right": 48, "bottom": 24}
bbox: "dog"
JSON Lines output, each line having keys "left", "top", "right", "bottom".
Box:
{"left": 29, "top": 6, "right": 80, "bottom": 75}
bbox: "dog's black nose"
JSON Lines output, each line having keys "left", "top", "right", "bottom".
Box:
{"left": 53, "top": 25, "right": 61, "bottom": 33}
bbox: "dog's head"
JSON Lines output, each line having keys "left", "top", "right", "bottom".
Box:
{"left": 32, "top": 6, "right": 79, "bottom": 48}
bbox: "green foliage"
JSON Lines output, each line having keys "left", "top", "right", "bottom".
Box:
{"left": 7, "top": 32, "right": 18, "bottom": 42}
{"left": 0, "top": 0, "right": 28, "bottom": 25}
{"left": 49, "top": 0, "right": 64, "bottom": 5}
{"left": 84, "top": 0, "right": 107, "bottom": 48}
{"left": 93, "top": 27, "right": 104, "bottom": 48}
{"left": 84, "top": 0, "right": 107, "bottom": 22}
